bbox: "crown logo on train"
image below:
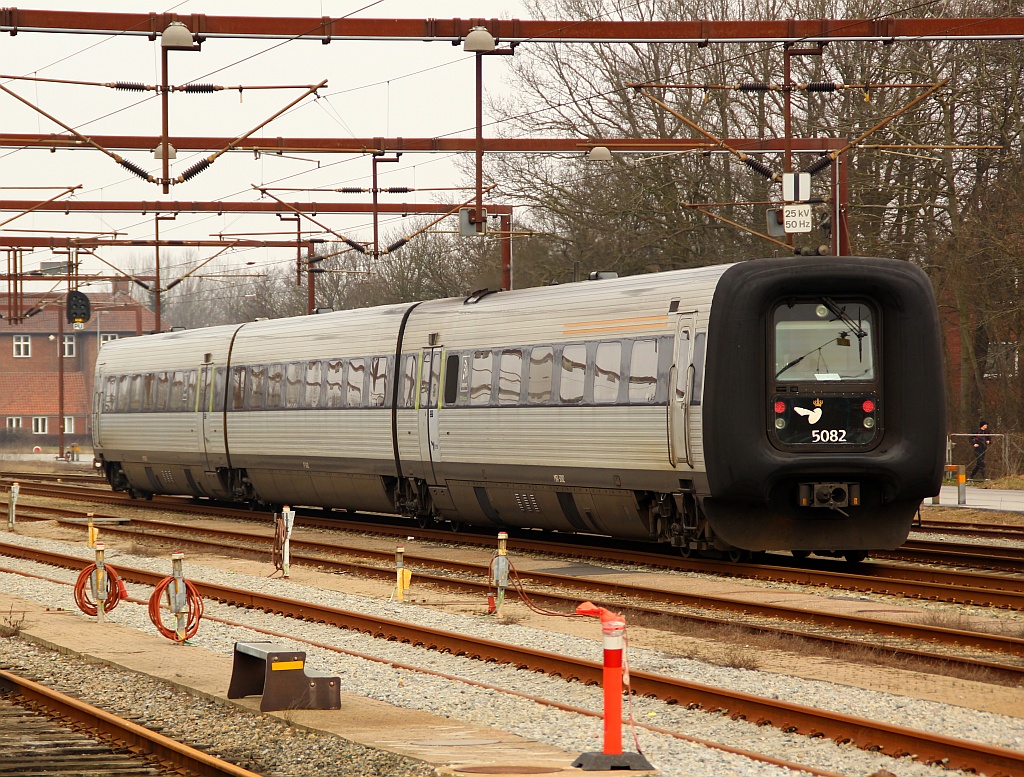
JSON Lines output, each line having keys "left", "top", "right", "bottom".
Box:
{"left": 813, "top": 398, "right": 824, "bottom": 407}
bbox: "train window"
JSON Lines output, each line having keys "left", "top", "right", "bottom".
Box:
{"left": 673, "top": 332, "right": 690, "bottom": 402}
{"left": 325, "top": 360, "right": 344, "bottom": 407}
{"left": 690, "top": 333, "right": 706, "bottom": 406}
{"left": 266, "top": 364, "right": 284, "bottom": 408}
{"left": 167, "top": 371, "right": 185, "bottom": 412}
{"left": 444, "top": 354, "right": 460, "bottom": 406}
{"left": 773, "top": 301, "right": 875, "bottom": 382}
{"left": 594, "top": 342, "right": 621, "bottom": 404}
{"left": 248, "top": 365, "right": 267, "bottom": 410}
{"left": 115, "top": 375, "right": 130, "bottom": 412}
{"left": 370, "top": 357, "right": 388, "bottom": 407}
{"left": 471, "top": 350, "right": 493, "bottom": 406}
{"left": 154, "top": 372, "right": 169, "bottom": 412}
{"left": 187, "top": 370, "right": 198, "bottom": 411}
{"left": 527, "top": 347, "right": 553, "bottom": 404}
{"left": 305, "top": 361, "right": 323, "bottom": 408}
{"left": 231, "top": 367, "right": 246, "bottom": 411}
{"left": 284, "top": 363, "right": 303, "bottom": 409}
{"left": 400, "top": 355, "right": 417, "bottom": 408}
{"left": 212, "top": 367, "right": 227, "bottom": 412}
{"left": 630, "top": 339, "right": 659, "bottom": 404}
{"left": 127, "top": 375, "right": 142, "bottom": 412}
{"left": 498, "top": 349, "right": 523, "bottom": 405}
{"left": 559, "top": 345, "right": 586, "bottom": 404}
{"left": 142, "top": 373, "right": 156, "bottom": 411}
{"left": 427, "top": 353, "right": 441, "bottom": 408}
{"left": 347, "top": 358, "right": 366, "bottom": 406}
{"left": 419, "top": 353, "right": 433, "bottom": 408}
{"left": 102, "top": 376, "right": 117, "bottom": 413}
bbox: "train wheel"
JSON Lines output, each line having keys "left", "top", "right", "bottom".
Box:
{"left": 416, "top": 514, "right": 430, "bottom": 529}
{"left": 790, "top": 550, "right": 811, "bottom": 560}
{"left": 678, "top": 545, "right": 694, "bottom": 559}
{"left": 726, "top": 548, "right": 749, "bottom": 563}
{"left": 447, "top": 521, "right": 461, "bottom": 533}
{"left": 843, "top": 551, "right": 868, "bottom": 564}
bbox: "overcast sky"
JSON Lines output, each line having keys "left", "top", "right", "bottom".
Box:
{"left": 1, "top": 1, "right": 531, "bottom": 288}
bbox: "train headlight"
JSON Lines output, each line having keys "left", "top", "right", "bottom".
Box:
{"left": 775, "top": 417, "right": 786, "bottom": 429}
{"left": 863, "top": 417, "right": 875, "bottom": 428}
{"left": 815, "top": 304, "right": 829, "bottom": 318}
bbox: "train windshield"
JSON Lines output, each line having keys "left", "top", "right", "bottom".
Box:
{"left": 773, "top": 300, "right": 875, "bottom": 382}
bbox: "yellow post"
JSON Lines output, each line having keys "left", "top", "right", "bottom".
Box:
{"left": 87, "top": 513, "right": 98, "bottom": 549}
{"left": 395, "top": 545, "right": 406, "bottom": 602}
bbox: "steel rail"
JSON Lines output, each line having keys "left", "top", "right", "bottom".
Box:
{"left": 0, "top": 669, "right": 262, "bottom": 777}
{"left": 30, "top": 511, "right": 1024, "bottom": 678}
{"left": 8, "top": 482, "right": 1024, "bottom": 607}
{"left": 1, "top": 541, "right": 1021, "bottom": 776}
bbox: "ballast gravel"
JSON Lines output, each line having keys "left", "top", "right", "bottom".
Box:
{"left": 1, "top": 532, "right": 1023, "bottom": 777}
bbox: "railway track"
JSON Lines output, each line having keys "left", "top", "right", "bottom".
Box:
{"left": 1, "top": 540, "right": 1022, "bottom": 776}
{"left": 0, "top": 669, "right": 260, "bottom": 777}
{"left": 11, "top": 503, "right": 1024, "bottom": 684}
{"left": 8, "top": 481, "right": 1024, "bottom": 606}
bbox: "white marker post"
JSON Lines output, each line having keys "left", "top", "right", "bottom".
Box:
{"left": 7, "top": 482, "right": 18, "bottom": 531}
{"left": 281, "top": 506, "right": 295, "bottom": 578}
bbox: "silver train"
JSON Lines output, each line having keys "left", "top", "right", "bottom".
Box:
{"left": 92, "top": 256, "right": 945, "bottom": 560}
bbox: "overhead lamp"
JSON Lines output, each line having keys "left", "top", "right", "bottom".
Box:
{"left": 587, "top": 146, "right": 613, "bottom": 161}
{"left": 161, "top": 21, "right": 195, "bottom": 50}
{"left": 152, "top": 143, "right": 177, "bottom": 160}
{"left": 463, "top": 26, "right": 496, "bottom": 52}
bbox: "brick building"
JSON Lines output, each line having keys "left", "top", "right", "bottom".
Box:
{"left": 0, "top": 286, "right": 154, "bottom": 452}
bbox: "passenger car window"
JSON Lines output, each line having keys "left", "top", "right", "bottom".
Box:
{"left": 154, "top": 372, "right": 169, "bottom": 412}
{"left": 325, "top": 360, "right": 344, "bottom": 407}
{"left": 400, "top": 355, "right": 417, "bottom": 408}
{"left": 248, "top": 365, "right": 267, "bottom": 410}
{"left": 284, "top": 362, "right": 303, "bottom": 408}
{"left": 369, "top": 357, "right": 388, "bottom": 407}
{"left": 498, "top": 349, "right": 523, "bottom": 405}
{"left": 471, "top": 350, "right": 493, "bottom": 406}
{"left": 266, "top": 363, "right": 284, "bottom": 408}
{"left": 230, "top": 367, "right": 246, "bottom": 410}
{"left": 594, "top": 342, "right": 621, "bottom": 404}
{"left": 304, "top": 361, "right": 323, "bottom": 408}
{"left": 528, "top": 347, "right": 553, "bottom": 404}
{"left": 347, "top": 358, "right": 365, "bottom": 406}
{"left": 444, "top": 354, "right": 460, "bottom": 406}
{"left": 559, "top": 345, "right": 586, "bottom": 404}
{"left": 128, "top": 375, "right": 142, "bottom": 412}
{"left": 630, "top": 339, "right": 659, "bottom": 404}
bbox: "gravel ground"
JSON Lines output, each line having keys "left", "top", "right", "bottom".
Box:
{"left": 2, "top": 531, "right": 1023, "bottom": 777}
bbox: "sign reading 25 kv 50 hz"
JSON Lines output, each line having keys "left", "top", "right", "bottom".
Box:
{"left": 783, "top": 203, "right": 813, "bottom": 233}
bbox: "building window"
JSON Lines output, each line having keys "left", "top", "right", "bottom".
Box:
{"left": 63, "top": 334, "right": 76, "bottom": 358}
{"left": 32, "top": 417, "right": 48, "bottom": 434}
{"left": 6, "top": 417, "right": 21, "bottom": 429}
{"left": 64, "top": 416, "right": 74, "bottom": 434}
{"left": 13, "top": 334, "right": 30, "bottom": 357}
{"left": 100, "top": 333, "right": 119, "bottom": 344}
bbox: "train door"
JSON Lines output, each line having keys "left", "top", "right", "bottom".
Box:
{"left": 668, "top": 314, "right": 695, "bottom": 468}
{"left": 418, "top": 347, "right": 444, "bottom": 484}
{"left": 198, "top": 363, "right": 223, "bottom": 471}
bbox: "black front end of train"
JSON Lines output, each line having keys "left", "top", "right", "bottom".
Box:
{"left": 701, "top": 256, "right": 945, "bottom": 553}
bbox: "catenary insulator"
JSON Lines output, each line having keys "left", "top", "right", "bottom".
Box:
{"left": 387, "top": 238, "right": 409, "bottom": 252}
{"left": 742, "top": 156, "right": 775, "bottom": 180}
{"left": 805, "top": 81, "right": 841, "bottom": 92}
{"left": 802, "top": 156, "right": 833, "bottom": 176}
{"left": 343, "top": 238, "right": 367, "bottom": 254}
{"left": 178, "top": 158, "right": 211, "bottom": 182}
{"left": 738, "top": 82, "right": 770, "bottom": 92}
{"left": 113, "top": 82, "right": 147, "bottom": 92}
{"left": 118, "top": 158, "right": 152, "bottom": 181}
{"left": 179, "top": 83, "right": 218, "bottom": 93}
{"left": 385, "top": 187, "right": 412, "bottom": 194}
{"left": 340, "top": 187, "right": 363, "bottom": 193}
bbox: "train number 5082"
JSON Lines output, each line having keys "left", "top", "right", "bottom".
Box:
{"left": 811, "top": 429, "right": 848, "bottom": 443}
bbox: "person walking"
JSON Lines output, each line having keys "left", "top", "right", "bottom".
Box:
{"left": 969, "top": 420, "right": 992, "bottom": 481}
